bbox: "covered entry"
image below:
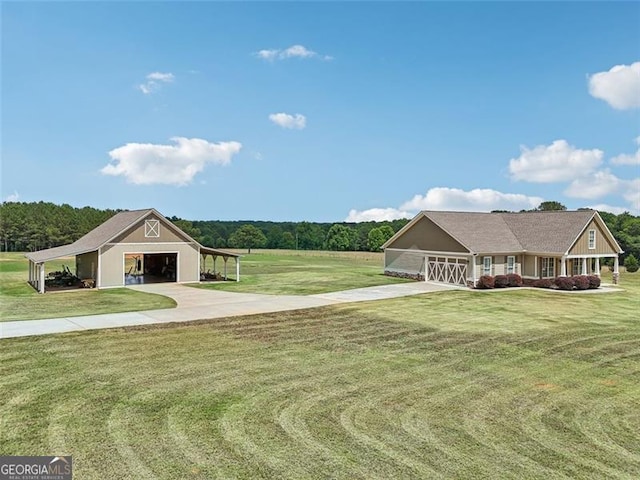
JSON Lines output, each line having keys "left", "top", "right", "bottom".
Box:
{"left": 125, "top": 253, "right": 177, "bottom": 285}
{"left": 425, "top": 256, "right": 468, "bottom": 286}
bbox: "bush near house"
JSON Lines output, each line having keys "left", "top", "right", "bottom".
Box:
{"left": 554, "top": 276, "right": 575, "bottom": 291}
{"left": 477, "top": 275, "right": 495, "bottom": 289}
{"left": 494, "top": 275, "right": 509, "bottom": 288}
{"left": 506, "top": 273, "right": 523, "bottom": 287}
{"left": 625, "top": 254, "right": 639, "bottom": 273}
{"left": 572, "top": 275, "right": 590, "bottom": 290}
{"left": 588, "top": 275, "right": 601, "bottom": 289}
{"left": 533, "top": 278, "right": 554, "bottom": 289}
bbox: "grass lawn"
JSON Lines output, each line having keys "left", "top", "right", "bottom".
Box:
{"left": 1, "top": 270, "right": 638, "bottom": 479}
{"left": 195, "top": 249, "right": 411, "bottom": 295}
{"left": 0, "top": 253, "right": 176, "bottom": 322}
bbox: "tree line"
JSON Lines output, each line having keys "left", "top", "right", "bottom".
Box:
{"left": 1, "top": 201, "right": 639, "bottom": 262}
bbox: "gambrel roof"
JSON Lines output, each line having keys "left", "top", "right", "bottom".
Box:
{"left": 383, "top": 209, "right": 623, "bottom": 255}
{"left": 25, "top": 208, "right": 239, "bottom": 263}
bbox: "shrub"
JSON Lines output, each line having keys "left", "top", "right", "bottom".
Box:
{"left": 587, "top": 275, "right": 601, "bottom": 289}
{"left": 572, "top": 275, "right": 590, "bottom": 290}
{"left": 506, "top": 273, "right": 523, "bottom": 287}
{"left": 554, "top": 276, "right": 574, "bottom": 291}
{"left": 494, "top": 275, "right": 509, "bottom": 288}
{"left": 477, "top": 275, "right": 495, "bottom": 289}
{"left": 624, "top": 254, "right": 639, "bottom": 273}
{"left": 533, "top": 278, "right": 553, "bottom": 289}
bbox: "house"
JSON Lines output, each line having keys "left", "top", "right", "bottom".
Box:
{"left": 25, "top": 208, "right": 240, "bottom": 293}
{"left": 382, "top": 210, "right": 623, "bottom": 287}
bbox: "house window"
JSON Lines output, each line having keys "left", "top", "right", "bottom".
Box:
{"left": 541, "top": 257, "right": 555, "bottom": 278}
{"left": 483, "top": 256, "right": 492, "bottom": 276}
{"left": 145, "top": 220, "right": 160, "bottom": 238}
{"left": 572, "top": 259, "right": 582, "bottom": 276}
{"left": 588, "top": 229, "right": 596, "bottom": 249}
{"left": 507, "top": 256, "right": 515, "bottom": 274}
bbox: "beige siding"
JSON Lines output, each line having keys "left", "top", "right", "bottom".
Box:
{"left": 523, "top": 255, "right": 537, "bottom": 277}
{"left": 99, "top": 243, "right": 200, "bottom": 287}
{"left": 111, "top": 214, "right": 191, "bottom": 244}
{"left": 384, "top": 250, "right": 425, "bottom": 275}
{"left": 569, "top": 219, "right": 618, "bottom": 256}
{"left": 386, "top": 216, "right": 468, "bottom": 252}
{"left": 76, "top": 251, "right": 98, "bottom": 280}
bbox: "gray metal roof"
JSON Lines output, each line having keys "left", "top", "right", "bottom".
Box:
{"left": 385, "top": 209, "right": 619, "bottom": 255}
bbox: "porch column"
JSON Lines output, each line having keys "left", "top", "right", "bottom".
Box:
{"left": 561, "top": 256, "right": 567, "bottom": 276}
{"left": 534, "top": 256, "right": 538, "bottom": 278}
{"left": 613, "top": 256, "right": 620, "bottom": 284}
{"left": 471, "top": 255, "right": 477, "bottom": 287}
{"left": 213, "top": 256, "right": 217, "bottom": 275}
{"left": 39, "top": 263, "right": 45, "bottom": 294}
{"left": 28, "top": 261, "right": 33, "bottom": 284}
{"left": 223, "top": 257, "right": 228, "bottom": 280}
{"left": 595, "top": 258, "right": 600, "bottom": 276}
{"left": 236, "top": 258, "right": 240, "bottom": 282}
{"left": 582, "top": 258, "right": 588, "bottom": 276}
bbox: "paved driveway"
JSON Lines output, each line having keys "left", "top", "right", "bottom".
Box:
{"left": 1, "top": 282, "right": 458, "bottom": 339}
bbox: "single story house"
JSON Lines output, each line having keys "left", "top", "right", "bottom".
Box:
{"left": 382, "top": 209, "right": 623, "bottom": 287}
{"left": 26, "top": 208, "right": 240, "bottom": 293}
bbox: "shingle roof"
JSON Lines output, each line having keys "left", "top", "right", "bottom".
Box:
{"left": 388, "top": 209, "right": 611, "bottom": 255}
{"left": 26, "top": 209, "right": 155, "bottom": 263}
{"left": 25, "top": 208, "right": 240, "bottom": 263}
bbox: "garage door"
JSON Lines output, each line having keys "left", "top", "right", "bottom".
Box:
{"left": 426, "top": 257, "right": 467, "bottom": 286}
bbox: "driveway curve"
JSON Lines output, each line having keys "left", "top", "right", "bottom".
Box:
{"left": 1, "top": 282, "right": 458, "bottom": 339}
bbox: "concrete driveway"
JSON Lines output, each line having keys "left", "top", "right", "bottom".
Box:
{"left": 0, "top": 281, "right": 458, "bottom": 339}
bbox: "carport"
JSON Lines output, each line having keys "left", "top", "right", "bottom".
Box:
{"left": 200, "top": 247, "right": 241, "bottom": 281}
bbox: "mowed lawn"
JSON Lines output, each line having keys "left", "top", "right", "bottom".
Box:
{"left": 1, "top": 270, "right": 638, "bottom": 479}
{"left": 195, "top": 249, "right": 410, "bottom": 295}
{"left": 0, "top": 253, "right": 175, "bottom": 321}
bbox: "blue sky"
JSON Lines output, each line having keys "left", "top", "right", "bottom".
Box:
{"left": 2, "top": 1, "right": 639, "bottom": 222}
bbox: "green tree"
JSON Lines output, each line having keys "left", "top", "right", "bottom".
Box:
{"left": 280, "top": 231, "right": 296, "bottom": 249}
{"left": 624, "top": 254, "right": 639, "bottom": 273}
{"left": 367, "top": 225, "right": 395, "bottom": 251}
{"left": 537, "top": 201, "right": 567, "bottom": 211}
{"left": 296, "top": 222, "right": 324, "bottom": 250}
{"left": 228, "top": 224, "right": 266, "bottom": 253}
{"left": 326, "top": 224, "right": 353, "bottom": 251}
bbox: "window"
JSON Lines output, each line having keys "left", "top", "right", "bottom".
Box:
{"left": 145, "top": 220, "right": 160, "bottom": 238}
{"left": 588, "top": 229, "right": 596, "bottom": 249}
{"left": 483, "top": 256, "right": 492, "bottom": 276}
{"left": 507, "top": 256, "right": 515, "bottom": 274}
{"left": 572, "top": 259, "right": 582, "bottom": 276}
{"left": 541, "top": 257, "right": 555, "bottom": 278}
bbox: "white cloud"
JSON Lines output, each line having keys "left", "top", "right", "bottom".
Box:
{"left": 101, "top": 137, "right": 242, "bottom": 186}
{"left": 400, "top": 187, "right": 543, "bottom": 212}
{"left": 3, "top": 191, "right": 19, "bottom": 202}
{"left": 255, "top": 44, "right": 331, "bottom": 61}
{"left": 588, "top": 62, "right": 640, "bottom": 110}
{"left": 624, "top": 178, "right": 640, "bottom": 212}
{"left": 509, "top": 139, "right": 603, "bottom": 183}
{"left": 564, "top": 169, "right": 622, "bottom": 199}
{"left": 611, "top": 136, "right": 640, "bottom": 166}
{"left": 138, "top": 71, "right": 175, "bottom": 95}
{"left": 269, "top": 112, "right": 306, "bottom": 129}
{"left": 345, "top": 208, "right": 412, "bottom": 223}
{"left": 586, "top": 204, "right": 631, "bottom": 215}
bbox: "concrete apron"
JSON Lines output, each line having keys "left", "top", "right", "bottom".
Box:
{"left": 0, "top": 282, "right": 457, "bottom": 339}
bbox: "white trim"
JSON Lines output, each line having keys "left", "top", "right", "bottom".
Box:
{"left": 483, "top": 256, "right": 492, "bottom": 276}
{"left": 565, "top": 253, "right": 618, "bottom": 259}
{"left": 97, "top": 247, "right": 102, "bottom": 288}
{"left": 385, "top": 247, "right": 471, "bottom": 257}
{"left": 145, "top": 219, "right": 160, "bottom": 238}
{"left": 588, "top": 229, "right": 596, "bottom": 250}
{"left": 507, "top": 255, "right": 515, "bottom": 274}
{"left": 105, "top": 242, "right": 197, "bottom": 246}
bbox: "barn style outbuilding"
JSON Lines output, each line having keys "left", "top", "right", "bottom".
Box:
{"left": 382, "top": 210, "right": 623, "bottom": 287}
{"left": 26, "top": 208, "right": 240, "bottom": 293}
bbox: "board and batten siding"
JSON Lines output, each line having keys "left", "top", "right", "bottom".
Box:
{"left": 386, "top": 216, "right": 468, "bottom": 252}
{"left": 99, "top": 242, "right": 200, "bottom": 287}
{"left": 568, "top": 219, "right": 618, "bottom": 256}
{"left": 111, "top": 214, "right": 191, "bottom": 244}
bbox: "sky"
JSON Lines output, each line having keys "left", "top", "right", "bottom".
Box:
{"left": 1, "top": 1, "right": 639, "bottom": 222}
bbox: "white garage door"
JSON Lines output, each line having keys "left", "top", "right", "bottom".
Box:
{"left": 426, "top": 257, "right": 467, "bottom": 286}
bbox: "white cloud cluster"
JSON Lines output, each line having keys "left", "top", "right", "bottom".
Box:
{"left": 588, "top": 62, "right": 640, "bottom": 110}
{"left": 345, "top": 187, "right": 543, "bottom": 222}
{"left": 101, "top": 137, "right": 242, "bottom": 186}
{"left": 509, "top": 140, "right": 603, "bottom": 183}
{"left": 138, "top": 71, "right": 175, "bottom": 95}
{"left": 269, "top": 112, "right": 306, "bottom": 129}
{"left": 563, "top": 170, "right": 622, "bottom": 199}
{"left": 3, "top": 191, "right": 19, "bottom": 202}
{"left": 611, "top": 136, "right": 640, "bottom": 166}
{"left": 255, "top": 44, "right": 332, "bottom": 61}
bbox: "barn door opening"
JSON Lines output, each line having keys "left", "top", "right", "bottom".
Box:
{"left": 125, "top": 253, "right": 177, "bottom": 285}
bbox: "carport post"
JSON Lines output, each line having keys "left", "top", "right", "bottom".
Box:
{"left": 39, "top": 263, "right": 45, "bottom": 294}
{"left": 236, "top": 257, "right": 240, "bottom": 282}
{"left": 471, "top": 255, "right": 477, "bottom": 287}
